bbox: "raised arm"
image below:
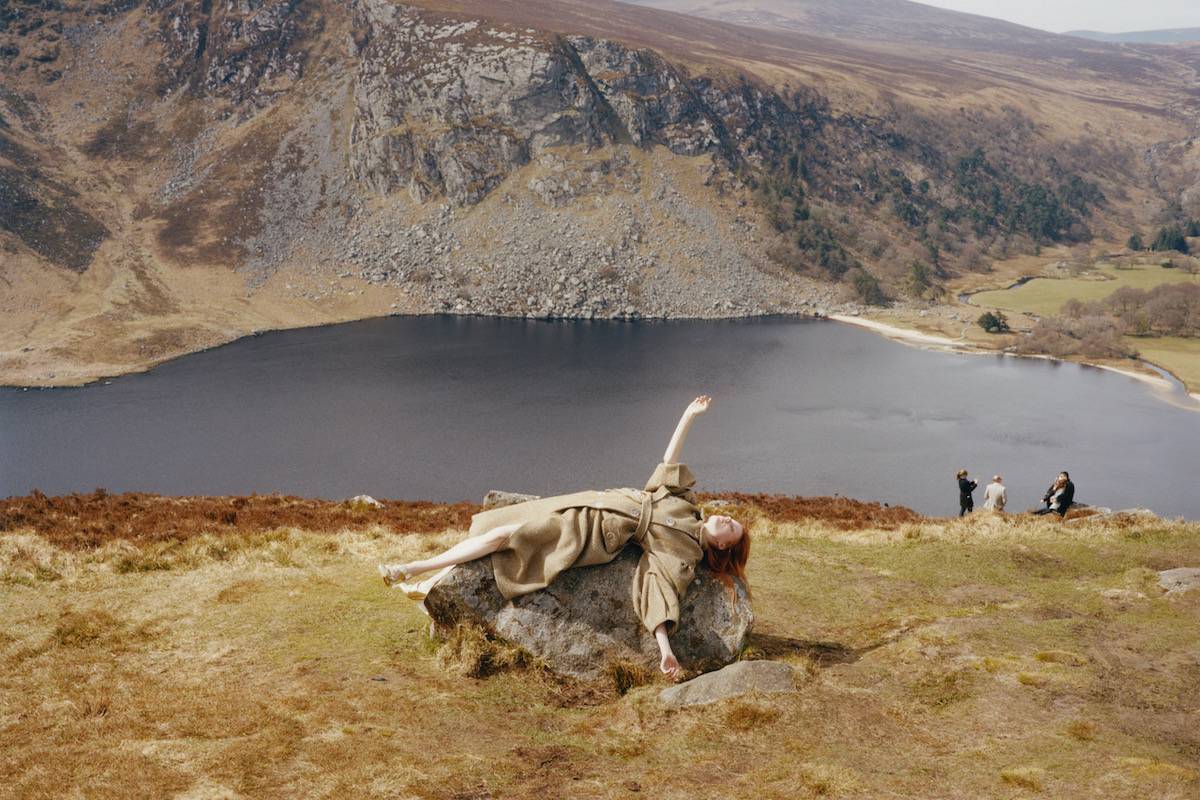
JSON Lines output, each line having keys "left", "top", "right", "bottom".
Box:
{"left": 662, "top": 395, "right": 710, "bottom": 464}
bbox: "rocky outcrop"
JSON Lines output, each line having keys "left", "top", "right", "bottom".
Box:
{"left": 347, "top": 1, "right": 746, "bottom": 207}
{"left": 423, "top": 548, "right": 753, "bottom": 680}
{"left": 344, "top": 2, "right": 828, "bottom": 211}
{"left": 154, "top": 0, "right": 319, "bottom": 105}
{"left": 658, "top": 660, "right": 797, "bottom": 708}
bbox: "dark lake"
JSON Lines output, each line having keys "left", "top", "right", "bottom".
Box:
{"left": 2, "top": 315, "right": 1198, "bottom": 518}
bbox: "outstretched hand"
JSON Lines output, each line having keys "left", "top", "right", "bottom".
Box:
{"left": 660, "top": 652, "right": 681, "bottom": 681}
{"left": 685, "top": 395, "right": 712, "bottom": 418}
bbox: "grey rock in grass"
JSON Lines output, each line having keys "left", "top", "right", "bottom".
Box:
{"left": 1158, "top": 567, "right": 1200, "bottom": 595}
{"left": 346, "top": 494, "right": 383, "bottom": 510}
{"left": 481, "top": 490, "right": 541, "bottom": 509}
{"left": 659, "top": 660, "right": 797, "bottom": 708}
{"left": 423, "top": 548, "right": 753, "bottom": 680}
{"left": 1067, "top": 507, "right": 1158, "bottom": 525}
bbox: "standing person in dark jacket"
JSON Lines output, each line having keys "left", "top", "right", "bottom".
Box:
{"left": 956, "top": 469, "right": 978, "bottom": 516}
{"left": 1035, "top": 471, "right": 1075, "bottom": 517}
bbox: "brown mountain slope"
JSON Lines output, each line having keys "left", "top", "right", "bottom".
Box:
{"left": 1, "top": 0, "right": 1198, "bottom": 386}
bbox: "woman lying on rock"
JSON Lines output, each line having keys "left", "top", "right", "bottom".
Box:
{"left": 378, "top": 395, "right": 750, "bottom": 679}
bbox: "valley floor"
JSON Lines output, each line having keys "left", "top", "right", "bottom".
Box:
{"left": 2, "top": 493, "right": 1198, "bottom": 799}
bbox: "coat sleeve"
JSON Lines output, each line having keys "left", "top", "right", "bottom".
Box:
{"left": 632, "top": 528, "right": 703, "bottom": 634}
{"left": 644, "top": 462, "right": 697, "bottom": 494}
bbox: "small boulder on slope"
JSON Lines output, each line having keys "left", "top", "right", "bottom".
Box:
{"left": 1159, "top": 567, "right": 1200, "bottom": 595}
{"left": 659, "top": 660, "right": 798, "bottom": 708}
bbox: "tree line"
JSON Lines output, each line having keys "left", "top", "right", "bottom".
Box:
{"left": 995, "top": 281, "right": 1200, "bottom": 362}
{"left": 1127, "top": 219, "right": 1199, "bottom": 254}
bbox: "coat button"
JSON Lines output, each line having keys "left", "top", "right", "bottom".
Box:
{"left": 666, "top": 517, "right": 676, "bottom": 527}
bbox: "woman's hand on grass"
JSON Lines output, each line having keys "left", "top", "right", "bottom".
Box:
{"left": 660, "top": 651, "right": 681, "bottom": 681}
{"left": 654, "top": 622, "right": 682, "bottom": 681}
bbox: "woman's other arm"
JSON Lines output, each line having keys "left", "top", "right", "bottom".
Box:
{"left": 662, "top": 395, "right": 710, "bottom": 464}
{"left": 654, "top": 623, "right": 680, "bottom": 679}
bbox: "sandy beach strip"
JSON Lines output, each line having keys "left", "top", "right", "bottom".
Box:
{"left": 831, "top": 313, "right": 1198, "bottom": 410}
{"left": 828, "top": 314, "right": 968, "bottom": 349}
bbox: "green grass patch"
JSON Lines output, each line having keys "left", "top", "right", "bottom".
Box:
{"left": 971, "top": 264, "right": 1200, "bottom": 317}
{"left": 1126, "top": 335, "right": 1200, "bottom": 390}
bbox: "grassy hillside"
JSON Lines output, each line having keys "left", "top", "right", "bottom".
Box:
{"left": 970, "top": 263, "right": 1200, "bottom": 318}
{"left": 3, "top": 493, "right": 1198, "bottom": 798}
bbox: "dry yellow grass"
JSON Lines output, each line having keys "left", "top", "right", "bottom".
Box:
{"left": 3, "top": 510, "right": 1200, "bottom": 798}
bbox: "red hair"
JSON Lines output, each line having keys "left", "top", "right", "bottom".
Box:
{"left": 703, "top": 523, "right": 751, "bottom": 598}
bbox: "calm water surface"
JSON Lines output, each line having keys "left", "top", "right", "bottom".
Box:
{"left": 2, "top": 316, "right": 1198, "bottom": 518}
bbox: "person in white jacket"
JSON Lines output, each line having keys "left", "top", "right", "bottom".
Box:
{"left": 982, "top": 475, "right": 1007, "bottom": 511}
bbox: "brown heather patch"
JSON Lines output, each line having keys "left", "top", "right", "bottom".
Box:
{"left": 723, "top": 701, "right": 781, "bottom": 731}
{"left": 154, "top": 119, "right": 285, "bottom": 267}
{"left": 81, "top": 111, "right": 161, "bottom": 161}
{"left": 0, "top": 490, "right": 481, "bottom": 550}
{"left": 606, "top": 659, "right": 652, "bottom": 696}
{"left": 702, "top": 492, "right": 924, "bottom": 530}
{"left": 1, "top": 491, "right": 929, "bottom": 551}
{"left": 1066, "top": 719, "right": 1099, "bottom": 741}
{"left": 1000, "top": 766, "right": 1047, "bottom": 791}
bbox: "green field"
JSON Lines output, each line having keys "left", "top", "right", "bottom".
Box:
{"left": 1127, "top": 336, "right": 1200, "bottom": 393}
{"left": 970, "top": 264, "right": 1200, "bottom": 318}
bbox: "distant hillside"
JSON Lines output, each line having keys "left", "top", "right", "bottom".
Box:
{"left": 627, "top": 0, "right": 1111, "bottom": 55}
{"left": 1067, "top": 28, "right": 1200, "bottom": 45}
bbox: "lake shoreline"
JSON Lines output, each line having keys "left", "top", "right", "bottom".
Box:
{"left": 830, "top": 314, "right": 1200, "bottom": 409}
{"left": 0, "top": 309, "right": 827, "bottom": 390}
{"left": 6, "top": 308, "right": 1196, "bottom": 412}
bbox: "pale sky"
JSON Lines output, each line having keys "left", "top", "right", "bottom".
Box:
{"left": 917, "top": 0, "right": 1198, "bottom": 34}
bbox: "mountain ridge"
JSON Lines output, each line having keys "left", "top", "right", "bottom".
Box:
{"left": 1066, "top": 28, "right": 1200, "bottom": 45}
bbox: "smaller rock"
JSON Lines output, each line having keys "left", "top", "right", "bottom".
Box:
{"left": 346, "top": 494, "right": 383, "bottom": 510}
{"left": 1158, "top": 567, "right": 1200, "bottom": 595}
{"left": 659, "top": 660, "right": 796, "bottom": 708}
{"left": 1100, "top": 588, "right": 1146, "bottom": 602}
{"left": 482, "top": 490, "right": 541, "bottom": 509}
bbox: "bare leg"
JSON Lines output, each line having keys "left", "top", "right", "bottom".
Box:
{"left": 381, "top": 524, "right": 520, "bottom": 584}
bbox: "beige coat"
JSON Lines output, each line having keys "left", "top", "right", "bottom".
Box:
{"left": 468, "top": 463, "right": 705, "bottom": 633}
{"left": 983, "top": 481, "right": 1007, "bottom": 511}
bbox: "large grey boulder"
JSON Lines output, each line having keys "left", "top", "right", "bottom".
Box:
{"left": 423, "top": 548, "right": 753, "bottom": 680}
{"left": 659, "top": 661, "right": 798, "bottom": 708}
{"left": 1158, "top": 567, "right": 1200, "bottom": 595}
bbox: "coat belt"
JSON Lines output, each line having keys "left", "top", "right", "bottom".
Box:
{"left": 633, "top": 492, "right": 654, "bottom": 543}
